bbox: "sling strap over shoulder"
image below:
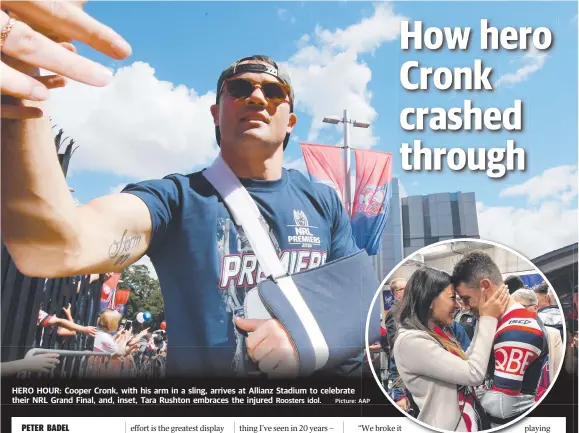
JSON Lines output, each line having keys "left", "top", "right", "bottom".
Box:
{"left": 203, "top": 154, "right": 330, "bottom": 371}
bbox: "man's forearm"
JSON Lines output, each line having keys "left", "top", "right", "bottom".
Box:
{"left": 1, "top": 99, "right": 80, "bottom": 276}
{"left": 52, "top": 318, "right": 84, "bottom": 334}
{"left": 1, "top": 361, "right": 25, "bottom": 376}
{"left": 56, "top": 328, "right": 77, "bottom": 337}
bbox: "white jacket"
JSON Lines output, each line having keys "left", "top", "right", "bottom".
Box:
{"left": 394, "top": 317, "right": 498, "bottom": 432}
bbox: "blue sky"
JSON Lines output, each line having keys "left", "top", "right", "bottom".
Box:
{"left": 48, "top": 1, "right": 578, "bottom": 259}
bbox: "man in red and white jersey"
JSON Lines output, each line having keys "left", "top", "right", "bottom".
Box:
{"left": 452, "top": 251, "right": 548, "bottom": 427}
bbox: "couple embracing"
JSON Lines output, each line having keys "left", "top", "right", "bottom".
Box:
{"left": 394, "top": 251, "right": 548, "bottom": 432}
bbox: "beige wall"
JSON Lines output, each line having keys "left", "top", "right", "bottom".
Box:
{"left": 380, "top": 243, "right": 539, "bottom": 312}
{"left": 424, "top": 245, "right": 535, "bottom": 277}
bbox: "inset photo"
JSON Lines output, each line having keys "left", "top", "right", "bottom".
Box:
{"left": 366, "top": 239, "right": 571, "bottom": 433}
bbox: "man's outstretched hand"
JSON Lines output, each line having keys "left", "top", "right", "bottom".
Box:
{"left": 1, "top": 1, "right": 131, "bottom": 118}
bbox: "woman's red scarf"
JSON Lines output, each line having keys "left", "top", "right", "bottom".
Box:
{"left": 432, "top": 324, "right": 483, "bottom": 432}
{"left": 432, "top": 324, "right": 462, "bottom": 355}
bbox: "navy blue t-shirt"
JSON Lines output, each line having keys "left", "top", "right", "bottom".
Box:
{"left": 123, "top": 168, "right": 359, "bottom": 376}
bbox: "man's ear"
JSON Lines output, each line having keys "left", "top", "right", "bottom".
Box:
{"left": 286, "top": 113, "right": 297, "bottom": 133}
{"left": 210, "top": 104, "right": 220, "bottom": 126}
{"left": 480, "top": 279, "right": 492, "bottom": 291}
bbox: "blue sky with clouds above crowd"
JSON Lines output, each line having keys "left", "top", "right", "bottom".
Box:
{"left": 47, "top": 1, "right": 578, "bottom": 264}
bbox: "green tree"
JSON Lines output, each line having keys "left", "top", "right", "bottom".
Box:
{"left": 120, "top": 264, "right": 165, "bottom": 329}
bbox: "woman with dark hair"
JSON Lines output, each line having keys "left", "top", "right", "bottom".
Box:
{"left": 393, "top": 267, "right": 509, "bottom": 432}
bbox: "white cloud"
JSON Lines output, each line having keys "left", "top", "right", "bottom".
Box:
{"left": 477, "top": 201, "right": 577, "bottom": 259}
{"left": 285, "top": 3, "right": 406, "bottom": 149}
{"left": 298, "top": 34, "right": 311, "bottom": 48}
{"left": 48, "top": 62, "right": 218, "bottom": 180}
{"left": 496, "top": 47, "right": 548, "bottom": 87}
{"left": 477, "top": 165, "right": 578, "bottom": 259}
{"left": 277, "top": 8, "right": 296, "bottom": 24}
{"left": 287, "top": 51, "right": 377, "bottom": 147}
{"left": 314, "top": 3, "right": 404, "bottom": 54}
{"left": 499, "top": 165, "right": 577, "bottom": 204}
{"left": 134, "top": 254, "right": 158, "bottom": 279}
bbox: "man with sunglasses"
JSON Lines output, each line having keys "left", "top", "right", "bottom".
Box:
{"left": 3, "top": 55, "right": 361, "bottom": 377}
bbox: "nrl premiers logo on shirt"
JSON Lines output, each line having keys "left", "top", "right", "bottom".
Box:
{"left": 288, "top": 210, "right": 321, "bottom": 247}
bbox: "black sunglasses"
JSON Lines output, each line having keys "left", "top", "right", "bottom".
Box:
{"left": 224, "top": 78, "right": 290, "bottom": 103}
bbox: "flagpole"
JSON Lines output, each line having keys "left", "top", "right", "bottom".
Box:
{"left": 343, "top": 109, "right": 352, "bottom": 216}
{"left": 322, "top": 110, "right": 370, "bottom": 215}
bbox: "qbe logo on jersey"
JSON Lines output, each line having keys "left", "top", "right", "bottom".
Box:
{"left": 494, "top": 342, "right": 541, "bottom": 380}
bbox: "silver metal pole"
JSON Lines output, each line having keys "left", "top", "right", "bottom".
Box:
{"left": 343, "top": 109, "right": 351, "bottom": 215}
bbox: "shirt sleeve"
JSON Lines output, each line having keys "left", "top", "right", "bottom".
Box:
{"left": 37, "top": 310, "right": 53, "bottom": 327}
{"left": 121, "top": 176, "right": 182, "bottom": 254}
{"left": 489, "top": 317, "right": 544, "bottom": 393}
{"left": 476, "top": 313, "right": 546, "bottom": 420}
{"left": 394, "top": 317, "right": 498, "bottom": 387}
